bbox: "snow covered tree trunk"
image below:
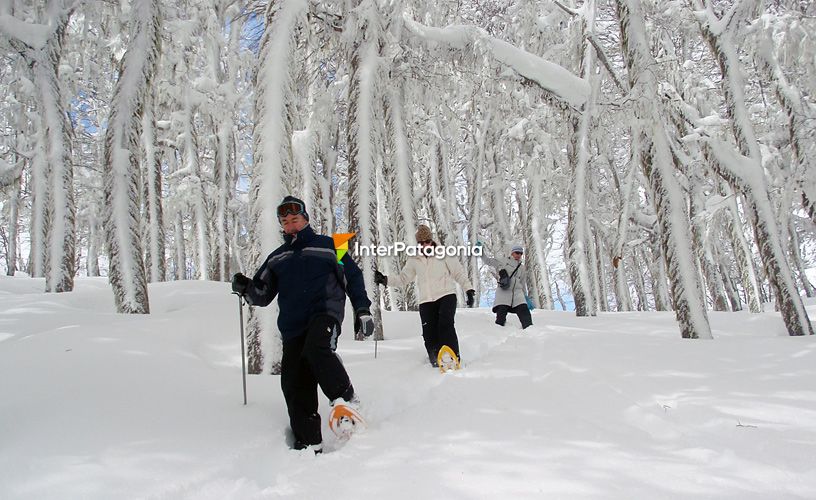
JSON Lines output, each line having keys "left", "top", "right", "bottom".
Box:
{"left": 466, "top": 115, "right": 488, "bottom": 304}
{"left": 142, "top": 88, "right": 165, "bottom": 283}
{"left": 592, "top": 230, "right": 607, "bottom": 312}
{"left": 17, "top": 6, "right": 77, "bottom": 292}
{"left": 755, "top": 32, "right": 815, "bottom": 297}
{"left": 521, "top": 173, "right": 541, "bottom": 310}
{"left": 755, "top": 22, "right": 815, "bottom": 226}
{"left": 648, "top": 238, "right": 671, "bottom": 312}
{"left": 173, "top": 212, "right": 186, "bottom": 281}
{"left": 617, "top": 0, "right": 712, "bottom": 338}
{"left": 86, "top": 212, "right": 100, "bottom": 277}
{"left": 383, "top": 83, "right": 417, "bottom": 310}
{"left": 689, "top": 173, "right": 728, "bottom": 311}
{"left": 212, "top": 118, "right": 233, "bottom": 282}
{"left": 486, "top": 140, "right": 510, "bottom": 246}
{"left": 721, "top": 186, "right": 762, "bottom": 313}
{"left": 565, "top": 3, "right": 597, "bottom": 317}
{"left": 696, "top": 2, "right": 813, "bottom": 336}
{"left": 346, "top": 0, "right": 385, "bottom": 340}
{"left": 210, "top": 2, "right": 238, "bottom": 281}
{"left": 4, "top": 163, "right": 21, "bottom": 276}
{"left": 632, "top": 248, "right": 649, "bottom": 311}
{"left": 566, "top": 112, "right": 595, "bottom": 316}
{"left": 247, "top": 0, "right": 308, "bottom": 372}
{"left": 180, "top": 92, "right": 209, "bottom": 281}
{"left": 788, "top": 222, "right": 815, "bottom": 298}
{"left": 27, "top": 120, "right": 47, "bottom": 278}
{"left": 707, "top": 143, "right": 814, "bottom": 336}
{"left": 103, "top": 0, "right": 160, "bottom": 314}
{"left": 434, "top": 116, "right": 461, "bottom": 248}
{"left": 715, "top": 242, "right": 741, "bottom": 311}
{"left": 528, "top": 172, "right": 554, "bottom": 310}
{"left": 315, "top": 123, "right": 339, "bottom": 235}
{"left": 611, "top": 152, "right": 635, "bottom": 312}
{"left": 3, "top": 111, "right": 24, "bottom": 276}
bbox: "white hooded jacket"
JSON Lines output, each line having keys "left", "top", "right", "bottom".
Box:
{"left": 482, "top": 255, "right": 528, "bottom": 309}
{"left": 389, "top": 253, "right": 473, "bottom": 304}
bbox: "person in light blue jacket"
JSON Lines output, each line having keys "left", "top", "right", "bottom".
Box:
{"left": 481, "top": 244, "right": 533, "bottom": 329}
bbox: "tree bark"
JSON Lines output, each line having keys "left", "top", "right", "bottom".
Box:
{"left": 103, "top": 0, "right": 161, "bottom": 313}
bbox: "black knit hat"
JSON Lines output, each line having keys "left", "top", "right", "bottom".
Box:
{"left": 278, "top": 195, "right": 309, "bottom": 221}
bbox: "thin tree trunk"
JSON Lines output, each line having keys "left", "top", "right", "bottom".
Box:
{"left": 143, "top": 88, "right": 165, "bottom": 283}
{"left": 5, "top": 171, "right": 21, "bottom": 276}
{"left": 86, "top": 212, "right": 100, "bottom": 277}
{"left": 631, "top": 249, "right": 649, "bottom": 311}
{"left": 174, "top": 211, "right": 186, "bottom": 280}
{"left": 28, "top": 117, "right": 47, "bottom": 278}
{"left": 213, "top": 118, "right": 232, "bottom": 281}
{"left": 466, "top": 113, "right": 490, "bottom": 307}
{"left": 181, "top": 92, "right": 209, "bottom": 281}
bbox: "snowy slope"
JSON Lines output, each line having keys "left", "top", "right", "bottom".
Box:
{"left": 1, "top": 277, "right": 815, "bottom": 499}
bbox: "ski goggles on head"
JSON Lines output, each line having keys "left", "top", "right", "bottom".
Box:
{"left": 277, "top": 201, "right": 305, "bottom": 218}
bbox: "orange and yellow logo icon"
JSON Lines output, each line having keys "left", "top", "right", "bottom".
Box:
{"left": 332, "top": 233, "right": 355, "bottom": 265}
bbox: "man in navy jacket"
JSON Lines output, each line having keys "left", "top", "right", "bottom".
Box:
{"left": 232, "top": 196, "right": 374, "bottom": 452}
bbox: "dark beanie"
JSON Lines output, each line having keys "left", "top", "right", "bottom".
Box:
{"left": 280, "top": 195, "right": 309, "bottom": 221}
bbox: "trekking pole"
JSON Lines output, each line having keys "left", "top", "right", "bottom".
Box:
{"left": 234, "top": 292, "right": 248, "bottom": 405}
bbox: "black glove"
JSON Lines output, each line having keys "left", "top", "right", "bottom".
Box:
{"left": 374, "top": 270, "right": 387, "bottom": 286}
{"left": 466, "top": 289, "right": 475, "bottom": 308}
{"left": 354, "top": 308, "right": 375, "bottom": 337}
{"left": 231, "top": 273, "right": 251, "bottom": 295}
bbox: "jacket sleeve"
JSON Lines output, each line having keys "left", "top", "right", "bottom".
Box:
{"left": 341, "top": 253, "right": 372, "bottom": 312}
{"left": 388, "top": 259, "right": 417, "bottom": 288}
{"left": 245, "top": 256, "right": 278, "bottom": 307}
{"left": 448, "top": 257, "right": 474, "bottom": 291}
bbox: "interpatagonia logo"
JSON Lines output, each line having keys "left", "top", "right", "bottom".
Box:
{"left": 332, "top": 233, "right": 356, "bottom": 265}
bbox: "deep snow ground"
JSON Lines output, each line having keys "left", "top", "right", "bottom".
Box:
{"left": 1, "top": 276, "right": 815, "bottom": 499}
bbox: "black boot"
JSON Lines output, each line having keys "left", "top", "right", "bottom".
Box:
{"left": 293, "top": 440, "right": 323, "bottom": 454}
{"left": 427, "top": 349, "right": 439, "bottom": 367}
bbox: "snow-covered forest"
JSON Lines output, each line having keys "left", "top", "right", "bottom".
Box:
{"left": 1, "top": 0, "right": 814, "bottom": 360}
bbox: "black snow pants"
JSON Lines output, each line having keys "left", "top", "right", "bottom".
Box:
{"left": 418, "top": 293, "right": 460, "bottom": 364}
{"left": 280, "top": 314, "right": 354, "bottom": 447}
{"left": 493, "top": 304, "right": 533, "bottom": 329}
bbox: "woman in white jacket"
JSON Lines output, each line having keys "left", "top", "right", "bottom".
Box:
{"left": 481, "top": 244, "right": 533, "bottom": 329}
{"left": 374, "top": 225, "right": 475, "bottom": 367}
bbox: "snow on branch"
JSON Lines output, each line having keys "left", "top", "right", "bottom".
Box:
{"left": 402, "top": 15, "right": 589, "bottom": 109}
{"left": 0, "top": 14, "right": 52, "bottom": 50}
{"left": 704, "top": 139, "right": 765, "bottom": 193}
{"left": 0, "top": 158, "right": 22, "bottom": 188}
{"left": 587, "top": 34, "right": 627, "bottom": 93}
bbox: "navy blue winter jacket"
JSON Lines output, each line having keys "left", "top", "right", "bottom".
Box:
{"left": 243, "top": 225, "right": 372, "bottom": 341}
